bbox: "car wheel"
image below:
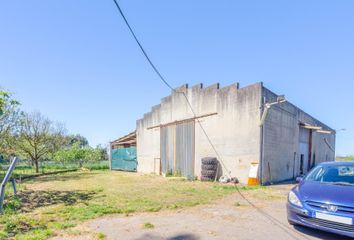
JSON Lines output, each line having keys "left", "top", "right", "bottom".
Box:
{"left": 288, "top": 220, "right": 298, "bottom": 226}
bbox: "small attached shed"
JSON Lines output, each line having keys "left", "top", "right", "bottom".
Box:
{"left": 110, "top": 131, "right": 137, "bottom": 171}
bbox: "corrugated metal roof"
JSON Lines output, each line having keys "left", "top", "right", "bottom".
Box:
{"left": 111, "top": 131, "right": 136, "bottom": 148}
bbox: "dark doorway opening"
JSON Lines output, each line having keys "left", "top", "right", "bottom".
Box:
{"left": 312, "top": 153, "right": 316, "bottom": 169}
{"left": 307, "top": 158, "right": 311, "bottom": 172}
{"left": 300, "top": 154, "right": 304, "bottom": 175}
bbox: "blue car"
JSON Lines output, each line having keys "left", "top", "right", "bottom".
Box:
{"left": 287, "top": 161, "right": 354, "bottom": 238}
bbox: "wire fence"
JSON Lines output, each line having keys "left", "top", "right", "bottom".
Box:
{"left": 0, "top": 161, "right": 109, "bottom": 181}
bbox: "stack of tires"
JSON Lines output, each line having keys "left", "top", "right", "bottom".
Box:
{"left": 201, "top": 157, "right": 218, "bottom": 181}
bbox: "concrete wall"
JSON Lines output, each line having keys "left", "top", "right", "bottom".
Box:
{"left": 136, "top": 105, "right": 161, "bottom": 174}
{"left": 137, "top": 82, "right": 263, "bottom": 183}
{"left": 261, "top": 87, "right": 336, "bottom": 184}
{"left": 136, "top": 83, "right": 335, "bottom": 185}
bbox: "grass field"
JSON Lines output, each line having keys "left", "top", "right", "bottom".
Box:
{"left": 336, "top": 156, "right": 354, "bottom": 161}
{"left": 0, "top": 170, "right": 243, "bottom": 240}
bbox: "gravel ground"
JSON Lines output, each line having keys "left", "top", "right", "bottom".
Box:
{"left": 52, "top": 184, "right": 353, "bottom": 240}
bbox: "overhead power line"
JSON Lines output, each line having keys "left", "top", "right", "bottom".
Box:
{"left": 112, "top": 0, "right": 174, "bottom": 91}
{"left": 111, "top": 0, "right": 230, "bottom": 174}
{"left": 111, "top": 1, "right": 310, "bottom": 239}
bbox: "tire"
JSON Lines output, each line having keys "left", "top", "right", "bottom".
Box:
{"left": 202, "top": 174, "right": 216, "bottom": 179}
{"left": 202, "top": 175, "right": 216, "bottom": 179}
{"left": 201, "top": 164, "right": 217, "bottom": 171}
{"left": 201, "top": 157, "right": 218, "bottom": 165}
{"left": 201, "top": 176, "right": 214, "bottom": 182}
{"left": 288, "top": 220, "right": 298, "bottom": 226}
{"left": 201, "top": 170, "right": 217, "bottom": 177}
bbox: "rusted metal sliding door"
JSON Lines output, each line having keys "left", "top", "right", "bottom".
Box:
{"left": 160, "top": 125, "right": 175, "bottom": 174}
{"left": 176, "top": 121, "right": 195, "bottom": 178}
{"left": 160, "top": 121, "right": 195, "bottom": 178}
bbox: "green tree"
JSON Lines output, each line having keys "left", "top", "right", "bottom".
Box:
{"left": 65, "top": 134, "right": 89, "bottom": 148}
{"left": 54, "top": 142, "right": 103, "bottom": 167}
{"left": 54, "top": 142, "right": 85, "bottom": 167}
{"left": 96, "top": 144, "right": 108, "bottom": 161}
{"left": 15, "top": 111, "right": 67, "bottom": 172}
{"left": 86, "top": 145, "right": 104, "bottom": 162}
{"left": 0, "top": 89, "right": 21, "bottom": 158}
{"left": 0, "top": 90, "right": 19, "bottom": 115}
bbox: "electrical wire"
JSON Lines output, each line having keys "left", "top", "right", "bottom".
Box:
{"left": 234, "top": 186, "right": 311, "bottom": 240}
{"left": 112, "top": 0, "right": 174, "bottom": 91}
{"left": 112, "top": 0, "right": 230, "bottom": 175}
{"left": 111, "top": 1, "right": 312, "bottom": 239}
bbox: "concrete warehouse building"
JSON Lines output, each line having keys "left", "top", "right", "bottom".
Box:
{"left": 135, "top": 82, "right": 335, "bottom": 185}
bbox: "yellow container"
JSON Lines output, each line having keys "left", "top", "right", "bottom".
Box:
{"left": 248, "top": 162, "right": 260, "bottom": 186}
{"left": 248, "top": 177, "right": 259, "bottom": 186}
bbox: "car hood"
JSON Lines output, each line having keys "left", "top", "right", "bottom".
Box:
{"left": 297, "top": 181, "right": 354, "bottom": 206}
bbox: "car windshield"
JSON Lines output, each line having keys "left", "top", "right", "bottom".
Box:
{"left": 305, "top": 165, "right": 354, "bottom": 185}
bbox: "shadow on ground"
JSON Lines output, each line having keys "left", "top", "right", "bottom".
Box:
{"left": 135, "top": 233, "right": 199, "bottom": 240}
{"left": 167, "top": 234, "right": 199, "bottom": 240}
{"left": 293, "top": 225, "right": 353, "bottom": 240}
{"left": 4, "top": 189, "right": 96, "bottom": 212}
{"left": 23, "top": 171, "right": 97, "bottom": 183}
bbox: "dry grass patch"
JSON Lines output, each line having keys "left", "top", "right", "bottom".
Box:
{"left": 0, "top": 170, "right": 240, "bottom": 239}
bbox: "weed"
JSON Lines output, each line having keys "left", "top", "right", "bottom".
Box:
{"left": 96, "top": 232, "right": 106, "bottom": 240}
{"left": 142, "top": 222, "right": 155, "bottom": 229}
{"left": 238, "top": 185, "right": 263, "bottom": 191}
{"left": 3, "top": 195, "right": 21, "bottom": 213}
{"left": 174, "top": 170, "right": 182, "bottom": 177}
{"left": 213, "top": 185, "right": 263, "bottom": 191}
{"left": 147, "top": 206, "right": 162, "bottom": 212}
{"left": 165, "top": 169, "right": 173, "bottom": 177}
{"left": 167, "top": 204, "right": 178, "bottom": 209}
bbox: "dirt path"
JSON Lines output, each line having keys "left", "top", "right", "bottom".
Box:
{"left": 52, "top": 184, "right": 352, "bottom": 240}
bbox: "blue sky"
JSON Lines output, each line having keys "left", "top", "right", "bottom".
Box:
{"left": 0, "top": 1, "right": 353, "bottom": 155}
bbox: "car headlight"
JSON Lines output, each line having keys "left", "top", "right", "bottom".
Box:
{"left": 288, "top": 191, "right": 303, "bottom": 207}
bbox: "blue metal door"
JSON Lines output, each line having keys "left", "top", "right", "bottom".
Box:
{"left": 111, "top": 147, "right": 137, "bottom": 171}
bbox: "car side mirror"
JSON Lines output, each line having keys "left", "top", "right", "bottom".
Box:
{"left": 296, "top": 177, "right": 303, "bottom": 183}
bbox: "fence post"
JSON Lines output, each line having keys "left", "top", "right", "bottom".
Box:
{"left": 108, "top": 143, "right": 112, "bottom": 170}
{"left": 11, "top": 178, "right": 17, "bottom": 195}
{"left": 0, "top": 157, "right": 18, "bottom": 214}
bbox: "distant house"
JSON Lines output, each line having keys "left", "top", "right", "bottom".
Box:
{"left": 116, "top": 82, "right": 336, "bottom": 185}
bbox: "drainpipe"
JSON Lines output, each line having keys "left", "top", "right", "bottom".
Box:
{"left": 259, "top": 93, "right": 286, "bottom": 185}
{"left": 260, "top": 126, "right": 264, "bottom": 185}
{"left": 259, "top": 91, "right": 265, "bottom": 185}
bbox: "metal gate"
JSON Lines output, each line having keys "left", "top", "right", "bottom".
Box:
{"left": 161, "top": 121, "right": 194, "bottom": 178}
{"left": 111, "top": 147, "right": 137, "bottom": 171}
{"left": 176, "top": 122, "right": 194, "bottom": 178}
{"left": 160, "top": 125, "right": 174, "bottom": 174}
